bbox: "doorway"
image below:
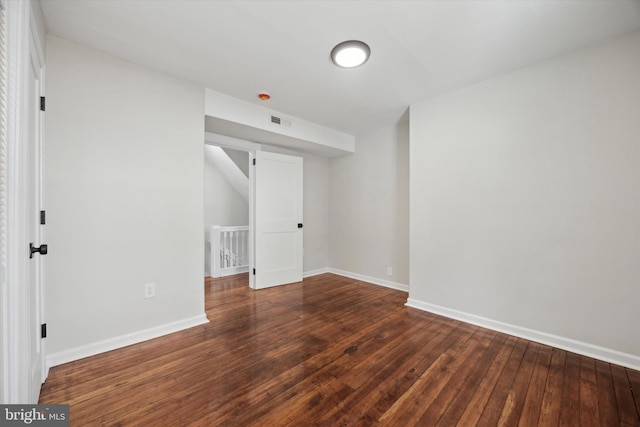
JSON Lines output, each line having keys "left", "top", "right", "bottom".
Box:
{"left": 205, "top": 133, "right": 256, "bottom": 288}
{"left": 204, "top": 133, "right": 304, "bottom": 290}
{"left": 204, "top": 145, "right": 250, "bottom": 278}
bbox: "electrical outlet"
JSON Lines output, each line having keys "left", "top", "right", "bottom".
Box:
{"left": 144, "top": 283, "right": 156, "bottom": 299}
{"left": 387, "top": 267, "right": 393, "bottom": 277}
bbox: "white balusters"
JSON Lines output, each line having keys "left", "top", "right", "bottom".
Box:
{"left": 211, "top": 225, "right": 250, "bottom": 277}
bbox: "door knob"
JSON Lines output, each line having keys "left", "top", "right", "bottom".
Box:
{"left": 29, "top": 243, "right": 48, "bottom": 259}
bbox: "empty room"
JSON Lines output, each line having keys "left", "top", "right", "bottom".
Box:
{"left": 2, "top": 0, "right": 640, "bottom": 425}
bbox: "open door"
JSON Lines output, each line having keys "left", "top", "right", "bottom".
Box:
{"left": 2, "top": 0, "right": 47, "bottom": 402}
{"left": 254, "top": 151, "right": 303, "bottom": 289}
{"left": 26, "top": 26, "right": 46, "bottom": 401}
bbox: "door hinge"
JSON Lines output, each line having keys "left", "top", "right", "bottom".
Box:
{"left": 253, "top": 158, "right": 256, "bottom": 166}
{"left": 41, "top": 323, "right": 47, "bottom": 339}
{"left": 40, "top": 210, "right": 46, "bottom": 225}
{"left": 253, "top": 268, "right": 256, "bottom": 275}
{"left": 40, "top": 96, "right": 46, "bottom": 111}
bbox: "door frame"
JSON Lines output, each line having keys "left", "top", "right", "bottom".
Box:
{"left": 204, "top": 132, "right": 260, "bottom": 289}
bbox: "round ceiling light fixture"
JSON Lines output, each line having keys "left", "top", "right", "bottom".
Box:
{"left": 330, "top": 40, "right": 370, "bottom": 68}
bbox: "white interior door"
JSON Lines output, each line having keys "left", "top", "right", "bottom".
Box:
{"left": 254, "top": 151, "right": 303, "bottom": 289}
{"left": 27, "top": 38, "right": 45, "bottom": 402}
{"left": 2, "top": 0, "right": 46, "bottom": 403}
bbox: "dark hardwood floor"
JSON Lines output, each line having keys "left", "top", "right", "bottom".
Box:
{"left": 40, "top": 273, "right": 640, "bottom": 426}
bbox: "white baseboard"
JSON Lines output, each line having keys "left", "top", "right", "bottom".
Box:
{"left": 47, "top": 314, "right": 209, "bottom": 368}
{"left": 217, "top": 266, "right": 249, "bottom": 277}
{"left": 327, "top": 268, "right": 409, "bottom": 292}
{"left": 303, "top": 267, "right": 330, "bottom": 278}
{"left": 406, "top": 298, "right": 640, "bottom": 371}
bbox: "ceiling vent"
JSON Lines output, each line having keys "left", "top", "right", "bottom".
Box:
{"left": 270, "top": 115, "right": 291, "bottom": 128}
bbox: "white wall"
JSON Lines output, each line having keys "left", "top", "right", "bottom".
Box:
{"left": 261, "top": 145, "right": 330, "bottom": 273}
{"left": 300, "top": 153, "right": 330, "bottom": 273}
{"left": 44, "top": 36, "right": 207, "bottom": 363}
{"left": 204, "top": 152, "right": 249, "bottom": 275}
{"left": 409, "top": 31, "right": 640, "bottom": 363}
{"left": 329, "top": 118, "right": 410, "bottom": 287}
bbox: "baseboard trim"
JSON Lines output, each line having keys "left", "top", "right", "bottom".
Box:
{"left": 303, "top": 267, "right": 330, "bottom": 278}
{"left": 47, "top": 314, "right": 209, "bottom": 368}
{"left": 328, "top": 268, "right": 409, "bottom": 292}
{"left": 406, "top": 298, "right": 640, "bottom": 371}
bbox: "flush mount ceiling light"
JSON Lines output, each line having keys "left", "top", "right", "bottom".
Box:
{"left": 330, "top": 40, "right": 370, "bottom": 68}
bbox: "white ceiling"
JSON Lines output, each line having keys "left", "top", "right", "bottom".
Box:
{"left": 39, "top": 0, "right": 640, "bottom": 137}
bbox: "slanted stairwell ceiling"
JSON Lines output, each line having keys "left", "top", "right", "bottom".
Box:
{"left": 204, "top": 145, "right": 248, "bottom": 203}
{"left": 222, "top": 148, "right": 249, "bottom": 178}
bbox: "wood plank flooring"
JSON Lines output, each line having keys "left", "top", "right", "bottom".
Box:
{"left": 39, "top": 273, "right": 640, "bottom": 426}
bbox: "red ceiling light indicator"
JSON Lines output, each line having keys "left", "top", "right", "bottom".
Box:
{"left": 258, "top": 92, "right": 271, "bottom": 101}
